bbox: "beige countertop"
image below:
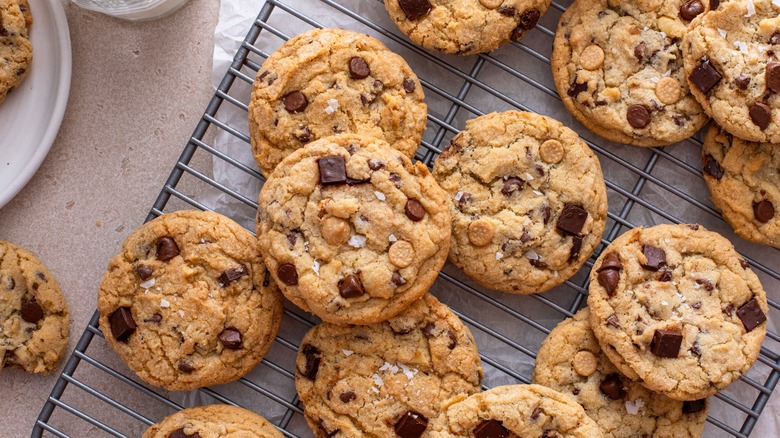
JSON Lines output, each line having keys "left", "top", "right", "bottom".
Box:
{"left": 0, "top": 0, "right": 218, "bottom": 435}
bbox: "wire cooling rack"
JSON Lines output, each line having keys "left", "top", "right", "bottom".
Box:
{"left": 34, "top": 0, "right": 780, "bottom": 437}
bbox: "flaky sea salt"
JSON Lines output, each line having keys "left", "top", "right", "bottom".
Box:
{"left": 374, "top": 191, "right": 386, "bottom": 201}
{"left": 746, "top": 0, "right": 756, "bottom": 17}
{"left": 625, "top": 398, "right": 645, "bottom": 415}
{"left": 533, "top": 190, "right": 543, "bottom": 196}
{"left": 455, "top": 191, "right": 464, "bottom": 202}
{"left": 735, "top": 41, "right": 748, "bottom": 54}
{"left": 389, "top": 234, "right": 398, "bottom": 243}
{"left": 372, "top": 373, "right": 384, "bottom": 387}
{"left": 525, "top": 249, "right": 541, "bottom": 260}
{"left": 399, "top": 363, "right": 418, "bottom": 380}
{"left": 379, "top": 362, "right": 399, "bottom": 373}
{"left": 718, "top": 28, "right": 728, "bottom": 38}
{"left": 525, "top": 172, "right": 534, "bottom": 181}
{"left": 348, "top": 235, "right": 367, "bottom": 248}
{"left": 160, "top": 299, "right": 170, "bottom": 308}
{"left": 662, "top": 69, "right": 671, "bottom": 77}
{"left": 495, "top": 252, "right": 504, "bottom": 260}
{"left": 325, "top": 99, "right": 339, "bottom": 114}
{"left": 140, "top": 278, "right": 156, "bottom": 289}
{"left": 179, "top": 310, "right": 185, "bottom": 318}
{"left": 342, "top": 349, "right": 354, "bottom": 356}
{"left": 312, "top": 259, "right": 320, "bottom": 276}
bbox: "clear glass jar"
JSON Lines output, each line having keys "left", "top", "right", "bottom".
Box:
{"left": 70, "top": 0, "right": 190, "bottom": 21}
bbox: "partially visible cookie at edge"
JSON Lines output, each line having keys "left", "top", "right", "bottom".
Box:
{"left": 0, "top": 0, "right": 33, "bottom": 105}
{"left": 143, "top": 404, "right": 283, "bottom": 438}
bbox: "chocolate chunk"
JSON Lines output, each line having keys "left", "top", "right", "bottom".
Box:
{"left": 501, "top": 176, "right": 525, "bottom": 195}
{"left": 338, "top": 275, "right": 365, "bottom": 298}
{"left": 405, "top": 199, "right": 426, "bottom": 221}
{"left": 650, "top": 329, "right": 683, "bottom": 358}
{"left": 749, "top": 102, "right": 771, "bottom": 129}
{"left": 673, "top": 114, "right": 687, "bottom": 126}
{"left": 627, "top": 105, "right": 650, "bottom": 128}
{"left": 735, "top": 74, "right": 751, "bottom": 90}
{"left": 770, "top": 64, "right": 780, "bottom": 93}
{"left": 368, "top": 159, "right": 384, "bottom": 170}
{"left": 156, "top": 236, "right": 179, "bottom": 261}
{"left": 723, "top": 303, "right": 734, "bottom": 317}
{"left": 529, "top": 259, "right": 548, "bottom": 269}
{"left": 753, "top": 199, "right": 775, "bottom": 223}
{"left": 597, "top": 252, "right": 623, "bottom": 271}
{"left": 771, "top": 31, "right": 780, "bottom": 45}
{"left": 318, "top": 156, "right": 347, "bottom": 185}
{"left": 398, "top": 0, "right": 432, "bottom": 20}
{"left": 555, "top": 204, "right": 588, "bottom": 236}
{"left": 634, "top": 41, "right": 646, "bottom": 61}
{"left": 301, "top": 344, "right": 321, "bottom": 380}
{"left": 530, "top": 407, "right": 542, "bottom": 420}
{"left": 737, "top": 298, "right": 767, "bottom": 332}
{"left": 109, "top": 307, "right": 136, "bottom": 342}
{"left": 277, "top": 263, "right": 299, "bottom": 286}
{"left": 683, "top": 399, "right": 707, "bottom": 414}
{"left": 702, "top": 153, "right": 724, "bottom": 179}
{"left": 295, "top": 126, "right": 312, "bottom": 143}
{"left": 690, "top": 340, "right": 701, "bottom": 356}
{"left": 600, "top": 374, "right": 625, "bottom": 400}
{"left": 135, "top": 264, "right": 154, "bottom": 281}
{"left": 658, "top": 270, "right": 673, "bottom": 282}
{"left": 403, "top": 78, "right": 417, "bottom": 93}
{"left": 349, "top": 57, "right": 371, "bottom": 79}
{"left": 168, "top": 428, "right": 199, "bottom": 438}
{"left": 177, "top": 360, "right": 195, "bottom": 373}
{"left": 219, "top": 265, "right": 249, "bottom": 286}
{"left": 20, "top": 300, "right": 43, "bottom": 324}
{"left": 498, "top": 6, "right": 516, "bottom": 16}
{"left": 740, "top": 259, "right": 750, "bottom": 269}
{"left": 144, "top": 313, "right": 162, "bottom": 324}
{"left": 606, "top": 314, "right": 620, "bottom": 328}
{"left": 421, "top": 322, "right": 436, "bottom": 337}
{"left": 447, "top": 330, "right": 458, "bottom": 349}
{"left": 641, "top": 245, "right": 666, "bottom": 271}
{"left": 680, "top": 0, "right": 704, "bottom": 20}
{"left": 695, "top": 279, "right": 714, "bottom": 291}
{"left": 36, "top": 272, "right": 47, "bottom": 282}
{"left": 710, "top": 0, "right": 720, "bottom": 9}
{"left": 394, "top": 411, "right": 428, "bottom": 438}
{"left": 339, "top": 391, "right": 356, "bottom": 403}
{"left": 598, "top": 269, "right": 621, "bottom": 297}
{"left": 518, "top": 8, "right": 540, "bottom": 30}
{"left": 567, "top": 80, "right": 588, "bottom": 97}
{"left": 392, "top": 271, "right": 407, "bottom": 286}
{"left": 542, "top": 205, "right": 552, "bottom": 224}
{"left": 218, "top": 327, "right": 243, "bottom": 349}
{"left": 690, "top": 60, "right": 722, "bottom": 93}
{"left": 282, "top": 91, "right": 308, "bottom": 113}
{"left": 473, "top": 419, "right": 510, "bottom": 438}
{"left": 568, "top": 235, "right": 583, "bottom": 262}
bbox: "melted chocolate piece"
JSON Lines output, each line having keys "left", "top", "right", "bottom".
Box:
{"left": 156, "top": 236, "right": 179, "bottom": 261}
{"left": 651, "top": 329, "right": 683, "bottom": 358}
{"left": 473, "top": 419, "right": 510, "bottom": 438}
{"left": 177, "top": 360, "right": 195, "bottom": 373}
{"left": 749, "top": 102, "right": 771, "bottom": 130}
{"left": 735, "top": 74, "right": 751, "bottom": 90}
{"left": 627, "top": 105, "right": 650, "bottom": 128}
{"left": 135, "top": 264, "right": 154, "bottom": 281}
{"left": 394, "top": 411, "right": 428, "bottom": 438}
{"left": 403, "top": 78, "right": 417, "bottom": 93}
{"left": 218, "top": 327, "right": 243, "bottom": 349}
{"left": 282, "top": 91, "right": 308, "bottom": 113}
{"left": 683, "top": 399, "right": 707, "bottom": 414}
{"left": 737, "top": 298, "right": 767, "bottom": 332}
{"left": 20, "top": 300, "right": 44, "bottom": 323}
{"left": 598, "top": 269, "right": 620, "bottom": 297}
{"left": 569, "top": 235, "right": 583, "bottom": 262}
{"left": 556, "top": 204, "right": 588, "bottom": 236}
{"left": 600, "top": 373, "right": 625, "bottom": 400}
{"left": 597, "top": 252, "right": 623, "bottom": 271}
{"left": 318, "top": 156, "right": 347, "bottom": 185}
{"left": 767, "top": 63, "right": 780, "bottom": 93}
{"left": 392, "top": 271, "right": 407, "bottom": 286}
{"left": 501, "top": 176, "right": 525, "bottom": 195}
{"left": 338, "top": 275, "right": 365, "bottom": 298}
{"left": 641, "top": 245, "right": 666, "bottom": 271}
{"left": 702, "top": 153, "right": 724, "bottom": 179}
{"left": 567, "top": 80, "right": 588, "bottom": 97}
{"left": 277, "top": 263, "right": 299, "bottom": 286}
{"left": 301, "top": 344, "right": 321, "bottom": 380}
{"left": 753, "top": 199, "right": 775, "bottom": 223}
{"left": 339, "top": 391, "right": 356, "bottom": 403}
{"left": 397, "top": 0, "right": 432, "bottom": 20}
{"left": 680, "top": 0, "right": 704, "bottom": 20}
{"left": 168, "top": 428, "right": 200, "bottom": 438}
{"left": 348, "top": 57, "right": 371, "bottom": 79}
{"left": 109, "top": 307, "right": 136, "bottom": 342}
{"left": 405, "top": 199, "right": 426, "bottom": 221}
{"left": 690, "top": 60, "right": 722, "bottom": 93}
{"left": 144, "top": 313, "right": 162, "bottom": 324}
{"left": 219, "top": 265, "right": 249, "bottom": 286}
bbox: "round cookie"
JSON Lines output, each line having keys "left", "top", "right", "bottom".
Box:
{"left": 256, "top": 134, "right": 450, "bottom": 325}
{"left": 533, "top": 308, "right": 708, "bottom": 438}
{"left": 682, "top": 0, "right": 780, "bottom": 143}
{"left": 552, "top": 0, "right": 709, "bottom": 146}
{"left": 587, "top": 224, "right": 768, "bottom": 401}
{"left": 428, "top": 384, "right": 604, "bottom": 437}
{"left": 143, "top": 404, "right": 282, "bottom": 438}
{"left": 432, "top": 111, "right": 608, "bottom": 294}
{"left": 98, "top": 210, "right": 283, "bottom": 391}
{"left": 702, "top": 124, "right": 780, "bottom": 247}
{"left": 383, "top": 0, "right": 552, "bottom": 55}
{"left": 295, "top": 293, "right": 483, "bottom": 438}
{"left": 0, "top": 241, "right": 69, "bottom": 374}
{"left": 0, "top": 0, "right": 33, "bottom": 105}
{"left": 248, "top": 27, "right": 427, "bottom": 177}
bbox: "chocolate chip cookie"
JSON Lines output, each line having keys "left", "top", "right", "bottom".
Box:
{"left": 143, "top": 404, "right": 282, "bottom": 438}
{"left": 533, "top": 308, "right": 708, "bottom": 437}
{"left": 702, "top": 124, "right": 780, "bottom": 248}
{"left": 0, "top": 0, "right": 33, "bottom": 105}
{"left": 683, "top": 0, "right": 780, "bottom": 142}
{"left": 248, "top": 27, "right": 427, "bottom": 176}
{"left": 432, "top": 111, "right": 608, "bottom": 294}
{"left": 15, "top": 0, "right": 30, "bottom": 31}
{"left": 98, "top": 210, "right": 283, "bottom": 391}
{"left": 553, "top": 0, "right": 710, "bottom": 146}
{"left": 428, "top": 384, "right": 603, "bottom": 437}
{"left": 295, "top": 293, "right": 483, "bottom": 438}
{"left": 587, "top": 224, "right": 768, "bottom": 401}
{"left": 256, "top": 134, "right": 450, "bottom": 325}
{"left": 1, "top": 241, "right": 69, "bottom": 374}
{"left": 384, "top": 0, "right": 551, "bottom": 55}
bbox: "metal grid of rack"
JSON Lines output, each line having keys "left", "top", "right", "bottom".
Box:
{"left": 34, "top": 0, "right": 780, "bottom": 436}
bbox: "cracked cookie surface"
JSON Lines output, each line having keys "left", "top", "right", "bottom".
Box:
{"left": 256, "top": 134, "right": 450, "bottom": 325}
{"left": 587, "top": 224, "right": 768, "bottom": 401}
{"left": 432, "top": 111, "right": 607, "bottom": 294}
{"left": 1, "top": 241, "right": 69, "bottom": 374}
{"left": 143, "top": 404, "right": 282, "bottom": 438}
{"left": 295, "top": 294, "right": 483, "bottom": 438}
{"left": 0, "top": 0, "right": 32, "bottom": 105}
{"left": 248, "top": 27, "right": 427, "bottom": 177}
{"left": 98, "top": 210, "right": 283, "bottom": 391}
{"left": 683, "top": 0, "right": 780, "bottom": 142}
{"left": 429, "top": 384, "right": 603, "bottom": 437}
{"left": 553, "top": 0, "right": 709, "bottom": 146}
{"left": 533, "top": 308, "right": 708, "bottom": 438}
{"left": 384, "top": 0, "right": 551, "bottom": 55}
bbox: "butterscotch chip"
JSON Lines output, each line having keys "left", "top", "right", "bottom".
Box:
{"left": 479, "top": 0, "right": 503, "bottom": 8}
{"left": 579, "top": 45, "right": 605, "bottom": 71}
{"left": 655, "top": 77, "right": 681, "bottom": 105}
{"left": 320, "top": 216, "right": 351, "bottom": 246}
{"left": 389, "top": 240, "right": 415, "bottom": 268}
{"left": 572, "top": 350, "right": 598, "bottom": 376}
{"left": 540, "top": 139, "right": 564, "bottom": 164}
{"left": 468, "top": 219, "right": 495, "bottom": 247}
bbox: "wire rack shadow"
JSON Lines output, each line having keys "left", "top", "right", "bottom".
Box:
{"left": 34, "top": 0, "right": 780, "bottom": 437}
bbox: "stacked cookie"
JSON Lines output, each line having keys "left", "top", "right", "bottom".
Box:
{"left": 0, "top": 0, "right": 32, "bottom": 105}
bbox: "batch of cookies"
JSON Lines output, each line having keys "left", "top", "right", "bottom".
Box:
{"left": 1, "top": 0, "right": 777, "bottom": 436}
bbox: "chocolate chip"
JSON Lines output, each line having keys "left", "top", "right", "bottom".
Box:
{"left": 600, "top": 374, "right": 625, "bottom": 400}
{"left": 421, "top": 322, "right": 436, "bottom": 337}
{"left": 680, "top": 0, "right": 704, "bottom": 20}
{"left": 771, "top": 31, "right": 780, "bottom": 45}
{"left": 277, "top": 263, "right": 299, "bottom": 286}
{"left": 219, "top": 265, "right": 249, "bottom": 286}
{"left": 218, "top": 327, "right": 243, "bottom": 349}
{"left": 691, "top": 301, "right": 702, "bottom": 309}
{"left": 695, "top": 279, "right": 714, "bottom": 291}
{"left": 135, "top": 264, "right": 153, "bottom": 281}
{"left": 627, "top": 105, "right": 650, "bottom": 128}
{"left": 542, "top": 205, "right": 551, "bottom": 224}
{"left": 702, "top": 153, "right": 724, "bottom": 179}
{"left": 394, "top": 411, "right": 428, "bottom": 438}
{"left": 318, "top": 156, "right": 347, "bottom": 185}
{"left": 735, "top": 74, "right": 751, "bottom": 90}
{"left": 710, "top": 0, "right": 720, "bottom": 9}
{"left": 737, "top": 298, "right": 767, "bottom": 332}
{"left": 282, "top": 91, "right": 308, "bottom": 113}
{"left": 641, "top": 245, "right": 666, "bottom": 271}
{"left": 36, "top": 272, "right": 47, "bottom": 282}
{"left": 683, "top": 399, "right": 707, "bottom": 414}
{"left": 598, "top": 252, "right": 623, "bottom": 271}
{"left": 156, "top": 236, "right": 179, "bottom": 261}
{"left": 740, "top": 259, "right": 750, "bottom": 269}
{"left": 295, "top": 126, "right": 312, "bottom": 143}
{"left": 598, "top": 269, "right": 621, "bottom": 297}
{"left": 673, "top": 114, "right": 687, "bottom": 126}
{"left": 109, "top": 307, "right": 136, "bottom": 342}
{"left": 518, "top": 8, "right": 540, "bottom": 30}
{"left": 168, "top": 428, "right": 199, "bottom": 438}
{"left": 144, "top": 313, "right": 162, "bottom": 324}
{"left": 301, "top": 344, "right": 321, "bottom": 380}
{"left": 567, "top": 80, "right": 588, "bottom": 97}
{"left": 447, "top": 330, "right": 458, "bottom": 349}
{"left": 286, "top": 232, "right": 298, "bottom": 248}
{"left": 690, "top": 60, "right": 722, "bottom": 93}
{"left": 529, "top": 259, "right": 548, "bottom": 269}
{"left": 634, "top": 41, "right": 646, "bottom": 61}
{"left": 20, "top": 300, "right": 43, "bottom": 323}
{"left": 398, "top": 0, "right": 432, "bottom": 20}
{"left": 555, "top": 204, "right": 588, "bottom": 236}
{"left": 498, "top": 6, "right": 516, "bottom": 16}
{"left": 501, "top": 176, "right": 525, "bottom": 195}
{"left": 530, "top": 407, "right": 542, "bottom": 420}
{"left": 177, "top": 359, "right": 195, "bottom": 373}
{"left": 606, "top": 314, "right": 620, "bottom": 328}
{"left": 368, "top": 159, "right": 384, "bottom": 171}
{"left": 568, "top": 235, "right": 583, "bottom": 262}
{"left": 658, "top": 270, "right": 673, "bottom": 282}
{"left": 349, "top": 57, "right": 371, "bottom": 79}
{"left": 338, "top": 275, "right": 365, "bottom": 298}
{"left": 749, "top": 102, "right": 771, "bottom": 129}
{"left": 403, "top": 78, "right": 417, "bottom": 93}
{"left": 650, "top": 329, "right": 682, "bottom": 358}
{"left": 723, "top": 303, "right": 734, "bottom": 317}
{"left": 753, "top": 199, "right": 775, "bottom": 223}
{"left": 392, "top": 271, "right": 407, "bottom": 286}
{"left": 473, "top": 419, "right": 510, "bottom": 438}
{"left": 690, "top": 340, "right": 702, "bottom": 356}
{"left": 339, "top": 391, "right": 356, "bottom": 403}
{"left": 405, "top": 199, "right": 426, "bottom": 221}
{"left": 458, "top": 192, "right": 473, "bottom": 209}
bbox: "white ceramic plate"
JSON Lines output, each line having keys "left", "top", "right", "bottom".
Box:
{"left": 0, "top": 0, "right": 71, "bottom": 208}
